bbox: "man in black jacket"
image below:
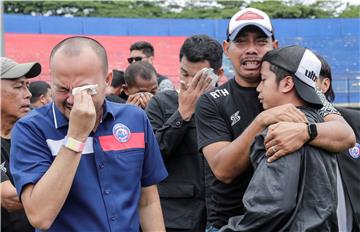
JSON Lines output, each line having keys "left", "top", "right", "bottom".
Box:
{"left": 105, "top": 69, "right": 126, "bottom": 103}
{"left": 145, "top": 35, "right": 223, "bottom": 231}
{"left": 316, "top": 54, "right": 360, "bottom": 232}
{"left": 221, "top": 46, "right": 338, "bottom": 231}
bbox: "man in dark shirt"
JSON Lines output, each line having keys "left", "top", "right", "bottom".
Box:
{"left": 29, "top": 81, "right": 52, "bottom": 109}
{"left": 1, "top": 57, "right": 41, "bottom": 232}
{"left": 124, "top": 61, "right": 158, "bottom": 109}
{"left": 195, "top": 8, "right": 355, "bottom": 231}
{"left": 316, "top": 54, "right": 360, "bottom": 231}
{"left": 105, "top": 69, "right": 126, "bottom": 103}
{"left": 220, "top": 45, "right": 338, "bottom": 231}
{"left": 145, "top": 35, "right": 223, "bottom": 231}
{"left": 128, "top": 41, "right": 174, "bottom": 92}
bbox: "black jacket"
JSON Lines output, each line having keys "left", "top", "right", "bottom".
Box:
{"left": 336, "top": 107, "right": 360, "bottom": 231}
{"left": 145, "top": 90, "right": 206, "bottom": 231}
{"left": 220, "top": 107, "right": 338, "bottom": 232}
{"left": 105, "top": 94, "right": 126, "bottom": 103}
{"left": 1, "top": 138, "right": 34, "bottom": 232}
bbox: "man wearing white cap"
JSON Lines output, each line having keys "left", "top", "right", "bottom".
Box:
{"left": 195, "top": 8, "right": 354, "bottom": 231}
{"left": 1, "top": 57, "right": 41, "bottom": 232}
{"left": 220, "top": 45, "right": 338, "bottom": 231}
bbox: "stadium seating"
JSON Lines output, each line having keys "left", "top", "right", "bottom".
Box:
{"left": 4, "top": 15, "right": 359, "bottom": 103}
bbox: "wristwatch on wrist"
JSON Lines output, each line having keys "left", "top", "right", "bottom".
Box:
{"left": 306, "top": 123, "right": 318, "bottom": 142}
{"left": 63, "top": 136, "right": 85, "bottom": 153}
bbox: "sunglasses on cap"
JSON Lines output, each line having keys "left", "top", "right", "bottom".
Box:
{"left": 127, "top": 56, "right": 147, "bottom": 64}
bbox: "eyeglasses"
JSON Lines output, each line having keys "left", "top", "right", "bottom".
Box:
{"left": 127, "top": 56, "right": 146, "bottom": 64}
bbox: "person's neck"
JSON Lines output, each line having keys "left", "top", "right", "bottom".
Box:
{"left": 92, "top": 108, "right": 104, "bottom": 132}
{"left": 234, "top": 75, "right": 259, "bottom": 88}
{"left": 277, "top": 94, "right": 306, "bottom": 109}
{"left": 31, "top": 101, "right": 42, "bottom": 109}
{"left": 1, "top": 115, "right": 16, "bottom": 139}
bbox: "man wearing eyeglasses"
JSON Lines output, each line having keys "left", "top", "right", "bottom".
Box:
{"left": 128, "top": 41, "right": 174, "bottom": 92}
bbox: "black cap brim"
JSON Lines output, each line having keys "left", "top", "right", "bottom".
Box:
{"left": 25, "top": 62, "right": 42, "bottom": 78}
{"left": 2, "top": 62, "right": 41, "bottom": 79}
{"left": 293, "top": 77, "right": 323, "bottom": 109}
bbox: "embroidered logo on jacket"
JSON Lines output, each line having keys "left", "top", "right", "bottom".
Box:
{"left": 230, "top": 111, "right": 241, "bottom": 126}
{"left": 113, "top": 123, "right": 131, "bottom": 143}
{"left": 348, "top": 143, "right": 360, "bottom": 159}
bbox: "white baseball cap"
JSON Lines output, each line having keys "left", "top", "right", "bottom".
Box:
{"left": 227, "top": 8, "right": 273, "bottom": 41}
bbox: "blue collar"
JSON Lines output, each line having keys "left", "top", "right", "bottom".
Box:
{"left": 52, "top": 99, "right": 115, "bottom": 129}
{"left": 102, "top": 99, "right": 116, "bottom": 122}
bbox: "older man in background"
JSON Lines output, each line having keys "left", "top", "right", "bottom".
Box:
{"left": 1, "top": 57, "right": 41, "bottom": 232}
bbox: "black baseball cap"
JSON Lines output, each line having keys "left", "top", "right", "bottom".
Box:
{"left": 263, "top": 45, "right": 323, "bottom": 109}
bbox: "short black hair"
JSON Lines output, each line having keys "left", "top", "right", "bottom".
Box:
{"left": 269, "top": 64, "right": 300, "bottom": 99}
{"left": 124, "top": 61, "right": 157, "bottom": 87}
{"left": 269, "top": 64, "right": 293, "bottom": 85}
{"left": 29, "top": 81, "right": 51, "bottom": 103}
{"left": 111, "top": 69, "right": 125, "bottom": 87}
{"left": 129, "top": 41, "right": 154, "bottom": 57}
{"left": 50, "top": 36, "right": 108, "bottom": 75}
{"left": 179, "top": 35, "right": 223, "bottom": 71}
{"left": 315, "top": 54, "right": 335, "bottom": 102}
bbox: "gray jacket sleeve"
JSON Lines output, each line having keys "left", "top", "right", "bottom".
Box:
{"left": 220, "top": 133, "right": 301, "bottom": 232}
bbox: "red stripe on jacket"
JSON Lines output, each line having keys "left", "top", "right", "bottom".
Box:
{"left": 99, "top": 133, "right": 145, "bottom": 151}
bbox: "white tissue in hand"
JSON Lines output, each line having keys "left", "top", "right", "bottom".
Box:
{"left": 202, "top": 68, "right": 218, "bottom": 87}
{"left": 72, "top": 84, "right": 98, "bottom": 96}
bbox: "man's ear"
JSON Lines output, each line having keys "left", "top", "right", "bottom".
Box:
{"left": 272, "top": 40, "right": 279, "bottom": 49}
{"left": 320, "top": 77, "right": 331, "bottom": 93}
{"left": 223, "top": 40, "right": 230, "bottom": 57}
{"left": 147, "top": 56, "right": 154, "bottom": 64}
{"left": 280, "top": 76, "right": 295, "bottom": 93}
{"left": 105, "top": 71, "right": 113, "bottom": 86}
{"left": 39, "top": 94, "right": 47, "bottom": 104}
{"left": 122, "top": 84, "right": 129, "bottom": 95}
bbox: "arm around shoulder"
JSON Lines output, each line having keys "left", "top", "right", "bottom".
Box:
{"left": 311, "top": 113, "right": 355, "bottom": 152}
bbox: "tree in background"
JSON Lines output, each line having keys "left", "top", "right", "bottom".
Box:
{"left": 339, "top": 4, "right": 360, "bottom": 17}
{"left": 3, "top": 0, "right": 360, "bottom": 18}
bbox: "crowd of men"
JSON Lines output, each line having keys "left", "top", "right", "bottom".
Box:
{"left": 1, "top": 7, "right": 359, "bottom": 232}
